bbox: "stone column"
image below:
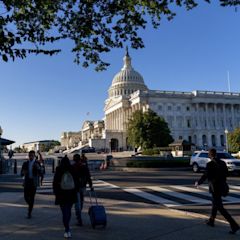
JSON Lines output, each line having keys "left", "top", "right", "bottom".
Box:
{"left": 214, "top": 104, "right": 218, "bottom": 129}
{"left": 112, "top": 111, "right": 114, "bottom": 130}
{"left": 198, "top": 134, "right": 202, "bottom": 147}
{"left": 207, "top": 133, "right": 212, "bottom": 148}
{"left": 205, "top": 103, "right": 208, "bottom": 129}
{"left": 215, "top": 133, "right": 220, "bottom": 148}
{"left": 231, "top": 104, "right": 235, "bottom": 129}
{"left": 117, "top": 109, "right": 120, "bottom": 130}
{"left": 111, "top": 112, "right": 113, "bottom": 130}
{"left": 223, "top": 104, "right": 227, "bottom": 129}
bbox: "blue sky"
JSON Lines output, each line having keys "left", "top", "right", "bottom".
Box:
{"left": 0, "top": 2, "right": 240, "bottom": 147}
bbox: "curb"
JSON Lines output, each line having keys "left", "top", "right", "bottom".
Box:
{"left": 109, "top": 167, "right": 192, "bottom": 172}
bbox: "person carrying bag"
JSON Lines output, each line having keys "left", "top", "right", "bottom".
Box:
{"left": 195, "top": 148, "right": 239, "bottom": 234}
{"left": 53, "top": 156, "right": 78, "bottom": 239}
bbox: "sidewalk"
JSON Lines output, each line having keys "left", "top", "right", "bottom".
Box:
{"left": 0, "top": 178, "right": 239, "bottom": 240}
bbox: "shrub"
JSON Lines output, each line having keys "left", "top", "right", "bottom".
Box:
{"left": 126, "top": 159, "right": 190, "bottom": 168}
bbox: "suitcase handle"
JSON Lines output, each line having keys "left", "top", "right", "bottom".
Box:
{"left": 89, "top": 190, "right": 98, "bottom": 205}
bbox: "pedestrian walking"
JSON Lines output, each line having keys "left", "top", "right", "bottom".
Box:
{"left": 37, "top": 151, "right": 45, "bottom": 186}
{"left": 53, "top": 156, "right": 78, "bottom": 238}
{"left": 21, "top": 150, "right": 41, "bottom": 219}
{"left": 73, "top": 153, "right": 93, "bottom": 226}
{"left": 8, "top": 149, "right": 14, "bottom": 159}
{"left": 195, "top": 148, "right": 239, "bottom": 234}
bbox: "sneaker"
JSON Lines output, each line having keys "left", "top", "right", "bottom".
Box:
{"left": 64, "top": 232, "right": 68, "bottom": 238}
{"left": 67, "top": 232, "right": 72, "bottom": 238}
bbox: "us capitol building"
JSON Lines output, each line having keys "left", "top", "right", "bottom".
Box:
{"left": 61, "top": 49, "right": 240, "bottom": 151}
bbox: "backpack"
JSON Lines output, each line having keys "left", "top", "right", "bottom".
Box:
{"left": 60, "top": 171, "right": 75, "bottom": 190}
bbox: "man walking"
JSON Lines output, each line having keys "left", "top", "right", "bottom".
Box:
{"left": 21, "top": 150, "right": 41, "bottom": 218}
{"left": 195, "top": 148, "right": 239, "bottom": 234}
{"left": 72, "top": 154, "right": 93, "bottom": 226}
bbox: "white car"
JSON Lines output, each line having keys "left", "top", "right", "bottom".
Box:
{"left": 190, "top": 151, "right": 240, "bottom": 173}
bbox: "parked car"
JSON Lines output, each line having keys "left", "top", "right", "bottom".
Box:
{"left": 81, "top": 147, "right": 95, "bottom": 153}
{"left": 190, "top": 150, "right": 240, "bottom": 173}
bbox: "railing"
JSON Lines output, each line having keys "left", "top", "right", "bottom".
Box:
{"left": 193, "top": 90, "right": 240, "bottom": 97}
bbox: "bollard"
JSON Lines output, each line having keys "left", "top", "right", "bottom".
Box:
{"left": 14, "top": 159, "right": 17, "bottom": 174}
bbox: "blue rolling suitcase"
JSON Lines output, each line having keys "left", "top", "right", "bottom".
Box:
{"left": 88, "top": 190, "right": 107, "bottom": 228}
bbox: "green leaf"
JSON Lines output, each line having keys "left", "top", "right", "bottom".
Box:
{"left": 2, "top": 55, "right": 8, "bottom": 62}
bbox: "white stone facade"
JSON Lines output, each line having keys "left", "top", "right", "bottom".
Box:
{"left": 103, "top": 49, "right": 240, "bottom": 151}
{"left": 61, "top": 49, "right": 240, "bottom": 151}
{"left": 60, "top": 132, "right": 82, "bottom": 149}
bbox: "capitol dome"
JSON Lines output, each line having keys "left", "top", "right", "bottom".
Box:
{"left": 108, "top": 48, "right": 148, "bottom": 98}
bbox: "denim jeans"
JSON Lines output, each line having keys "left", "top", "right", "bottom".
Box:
{"left": 74, "top": 188, "right": 85, "bottom": 222}
{"left": 60, "top": 203, "right": 73, "bottom": 232}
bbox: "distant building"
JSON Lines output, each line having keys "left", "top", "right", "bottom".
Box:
{"left": 60, "top": 131, "right": 82, "bottom": 150}
{"left": 22, "top": 140, "right": 58, "bottom": 152}
{"left": 61, "top": 49, "right": 240, "bottom": 151}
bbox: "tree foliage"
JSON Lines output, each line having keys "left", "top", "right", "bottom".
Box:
{"left": 127, "top": 109, "right": 173, "bottom": 150}
{"left": 0, "top": 0, "right": 238, "bottom": 70}
{"left": 228, "top": 128, "right": 240, "bottom": 153}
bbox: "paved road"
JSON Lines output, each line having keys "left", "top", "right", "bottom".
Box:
{"left": 2, "top": 169, "right": 239, "bottom": 218}
{"left": 1, "top": 168, "right": 240, "bottom": 239}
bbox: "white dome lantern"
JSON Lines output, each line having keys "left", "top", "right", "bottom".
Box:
{"left": 108, "top": 47, "right": 148, "bottom": 98}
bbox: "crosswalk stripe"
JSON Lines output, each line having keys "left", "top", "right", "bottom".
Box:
{"left": 146, "top": 186, "right": 210, "bottom": 204}
{"left": 36, "top": 178, "right": 240, "bottom": 207}
{"left": 198, "top": 185, "right": 240, "bottom": 202}
{"left": 122, "top": 188, "right": 178, "bottom": 207}
{"left": 229, "top": 185, "right": 240, "bottom": 191}
{"left": 170, "top": 185, "right": 211, "bottom": 197}
{"left": 93, "top": 180, "right": 120, "bottom": 189}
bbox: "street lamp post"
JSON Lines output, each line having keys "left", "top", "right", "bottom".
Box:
{"left": 224, "top": 129, "right": 229, "bottom": 152}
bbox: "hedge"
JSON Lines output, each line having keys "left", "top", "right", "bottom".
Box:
{"left": 126, "top": 159, "right": 190, "bottom": 168}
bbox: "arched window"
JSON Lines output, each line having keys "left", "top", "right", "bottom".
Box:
{"left": 202, "top": 135, "right": 207, "bottom": 146}
{"left": 211, "top": 135, "right": 216, "bottom": 147}
{"left": 220, "top": 135, "right": 224, "bottom": 146}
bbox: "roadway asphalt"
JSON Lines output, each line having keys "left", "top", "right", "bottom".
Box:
{"left": 0, "top": 168, "right": 240, "bottom": 239}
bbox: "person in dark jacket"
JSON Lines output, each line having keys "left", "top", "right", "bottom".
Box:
{"left": 195, "top": 148, "right": 239, "bottom": 234}
{"left": 72, "top": 153, "right": 93, "bottom": 226}
{"left": 21, "top": 150, "right": 41, "bottom": 219}
{"left": 53, "top": 156, "right": 78, "bottom": 238}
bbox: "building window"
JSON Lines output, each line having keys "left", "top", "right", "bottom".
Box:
{"left": 168, "top": 106, "right": 172, "bottom": 111}
{"left": 220, "top": 135, "right": 224, "bottom": 146}
{"left": 211, "top": 135, "right": 216, "bottom": 147}
{"left": 187, "top": 119, "right": 191, "bottom": 128}
{"left": 177, "top": 106, "right": 181, "bottom": 111}
{"left": 188, "top": 136, "right": 192, "bottom": 143}
{"left": 202, "top": 135, "right": 207, "bottom": 146}
{"left": 179, "top": 136, "right": 183, "bottom": 140}
{"left": 186, "top": 106, "right": 190, "bottom": 111}
{"left": 158, "top": 105, "right": 162, "bottom": 111}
